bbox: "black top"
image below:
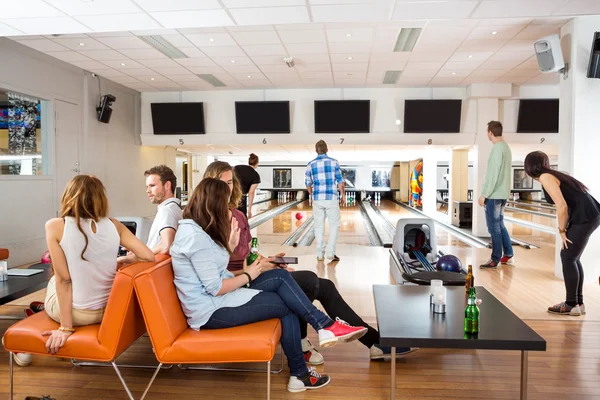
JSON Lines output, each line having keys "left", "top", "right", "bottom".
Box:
{"left": 234, "top": 165, "right": 261, "bottom": 194}
{"left": 542, "top": 180, "right": 600, "bottom": 226}
{"left": 373, "top": 285, "right": 546, "bottom": 351}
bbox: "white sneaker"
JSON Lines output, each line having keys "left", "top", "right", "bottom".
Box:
{"left": 301, "top": 338, "right": 324, "bottom": 365}
{"left": 2, "top": 336, "right": 33, "bottom": 367}
{"left": 287, "top": 367, "right": 331, "bottom": 392}
{"left": 579, "top": 304, "right": 586, "bottom": 315}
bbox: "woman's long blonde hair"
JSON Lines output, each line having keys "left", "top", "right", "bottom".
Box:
{"left": 60, "top": 175, "right": 109, "bottom": 260}
{"left": 203, "top": 161, "right": 243, "bottom": 209}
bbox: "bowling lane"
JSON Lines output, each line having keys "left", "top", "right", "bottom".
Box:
{"left": 325, "top": 202, "right": 371, "bottom": 246}
{"left": 503, "top": 209, "right": 556, "bottom": 247}
{"left": 256, "top": 200, "right": 313, "bottom": 245}
{"left": 375, "top": 200, "right": 471, "bottom": 248}
{"left": 251, "top": 199, "right": 279, "bottom": 217}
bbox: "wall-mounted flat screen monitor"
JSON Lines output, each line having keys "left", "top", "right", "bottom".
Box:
{"left": 403, "top": 99, "right": 462, "bottom": 133}
{"left": 151, "top": 102, "right": 205, "bottom": 134}
{"left": 235, "top": 101, "right": 291, "bottom": 134}
{"left": 516, "top": 99, "right": 559, "bottom": 133}
{"left": 314, "top": 100, "right": 370, "bottom": 133}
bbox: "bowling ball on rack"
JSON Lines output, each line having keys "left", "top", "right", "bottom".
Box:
{"left": 435, "top": 254, "right": 462, "bottom": 273}
{"left": 41, "top": 250, "right": 52, "bottom": 264}
{"left": 295, "top": 212, "right": 303, "bottom": 221}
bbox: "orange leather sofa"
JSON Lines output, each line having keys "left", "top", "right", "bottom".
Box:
{"left": 2, "top": 257, "right": 165, "bottom": 400}
{"left": 133, "top": 258, "right": 282, "bottom": 400}
{"left": 0, "top": 248, "right": 8, "bottom": 260}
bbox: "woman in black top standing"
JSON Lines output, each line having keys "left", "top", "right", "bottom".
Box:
{"left": 524, "top": 151, "right": 600, "bottom": 315}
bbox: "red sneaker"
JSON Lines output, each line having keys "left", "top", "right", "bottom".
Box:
{"left": 318, "top": 318, "right": 367, "bottom": 348}
{"left": 500, "top": 255, "right": 514, "bottom": 264}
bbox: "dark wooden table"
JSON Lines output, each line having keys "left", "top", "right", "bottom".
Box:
{"left": 0, "top": 267, "right": 52, "bottom": 319}
{"left": 373, "top": 285, "right": 546, "bottom": 400}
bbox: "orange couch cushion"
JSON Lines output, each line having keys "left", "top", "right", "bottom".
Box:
{"left": 0, "top": 248, "right": 8, "bottom": 260}
{"left": 134, "top": 260, "right": 281, "bottom": 365}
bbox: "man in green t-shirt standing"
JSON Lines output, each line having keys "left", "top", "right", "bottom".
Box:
{"left": 478, "top": 121, "right": 514, "bottom": 269}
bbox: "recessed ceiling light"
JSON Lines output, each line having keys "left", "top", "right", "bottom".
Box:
{"left": 452, "top": 72, "right": 457, "bottom": 75}
{"left": 79, "top": 42, "right": 85, "bottom": 46}
{"left": 347, "top": 56, "right": 353, "bottom": 60}
{"left": 150, "top": 78, "right": 155, "bottom": 81}
{"left": 491, "top": 31, "right": 498, "bottom": 35}
{"left": 395, "top": 119, "right": 401, "bottom": 125}
{"left": 346, "top": 33, "right": 352, "bottom": 37}
{"left": 468, "top": 54, "right": 473, "bottom": 59}
{"left": 230, "top": 60, "right": 236, "bottom": 63}
{"left": 209, "top": 38, "right": 214, "bottom": 42}
{"left": 246, "top": 75, "right": 251, "bottom": 78}
{"left": 120, "top": 63, "right": 126, "bottom": 66}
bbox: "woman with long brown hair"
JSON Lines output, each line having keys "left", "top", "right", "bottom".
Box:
{"left": 524, "top": 151, "right": 600, "bottom": 315}
{"left": 41, "top": 175, "right": 154, "bottom": 355}
{"left": 170, "top": 178, "right": 367, "bottom": 392}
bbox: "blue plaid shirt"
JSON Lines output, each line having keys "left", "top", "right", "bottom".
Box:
{"left": 305, "top": 154, "right": 343, "bottom": 201}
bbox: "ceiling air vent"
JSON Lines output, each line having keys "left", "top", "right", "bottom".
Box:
{"left": 393, "top": 28, "right": 422, "bottom": 52}
{"left": 197, "top": 74, "right": 226, "bottom": 87}
{"left": 383, "top": 70, "right": 402, "bottom": 84}
{"left": 138, "top": 35, "right": 188, "bottom": 59}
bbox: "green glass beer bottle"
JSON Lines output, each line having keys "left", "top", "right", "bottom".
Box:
{"left": 464, "top": 287, "right": 480, "bottom": 335}
{"left": 246, "top": 237, "right": 259, "bottom": 265}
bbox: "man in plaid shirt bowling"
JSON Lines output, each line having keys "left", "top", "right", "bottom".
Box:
{"left": 305, "top": 140, "right": 344, "bottom": 262}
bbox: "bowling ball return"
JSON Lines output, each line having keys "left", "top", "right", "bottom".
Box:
{"left": 389, "top": 217, "right": 466, "bottom": 286}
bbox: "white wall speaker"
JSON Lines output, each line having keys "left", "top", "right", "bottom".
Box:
{"left": 534, "top": 34, "right": 565, "bottom": 74}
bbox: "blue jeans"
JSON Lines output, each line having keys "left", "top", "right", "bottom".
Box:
{"left": 202, "top": 268, "right": 333, "bottom": 377}
{"left": 484, "top": 199, "right": 514, "bottom": 263}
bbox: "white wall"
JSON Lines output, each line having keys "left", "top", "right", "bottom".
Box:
{"left": 0, "top": 39, "right": 174, "bottom": 267}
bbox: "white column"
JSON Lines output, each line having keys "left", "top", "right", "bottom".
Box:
{"left": 471, "top": 98, "right": 499, "bottom": 237}
{"left": 422, "top": 149, "right": 440, "bottom": 218}
{"left": 449, "top": 149, "right": 469, "bottom": 204}
{"left": 191, "top": 155, "right": 214, "bottom": 191}
{"left": 557, "top": 16, "right": 600, "bottom": 278}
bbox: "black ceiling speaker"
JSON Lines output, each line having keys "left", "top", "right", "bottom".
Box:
{"left": 587, "top": 32, "right": 600, "bottom": 79}
{"left": 96, "top": 94, "right": 116, "bottom": 123}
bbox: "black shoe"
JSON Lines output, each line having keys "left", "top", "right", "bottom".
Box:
{"left": 479, "top": 259, "right": 498, "bottom": 269}
{"left": 328, "top": 255, "right": 340, "bottom": 262}
{"left": 287, "top": 367, "right": 331, "bottom": 392}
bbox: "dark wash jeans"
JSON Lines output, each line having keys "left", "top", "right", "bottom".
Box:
{"left": 291, "top": 271, "right": 380, "bottom": 348}
{"left": 484, "top": 199, "right": 514, "bottom": 263}
{"left": 202, "top": 268, "right": 333, "bottom": 377}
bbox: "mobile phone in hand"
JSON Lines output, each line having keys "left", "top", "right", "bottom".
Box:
{"left": 271, "top": 257, "right": 298, "bottom": 265}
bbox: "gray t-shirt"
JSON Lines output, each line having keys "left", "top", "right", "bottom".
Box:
{"left": 147, "top": 198, "right": 183, "bottom": 249}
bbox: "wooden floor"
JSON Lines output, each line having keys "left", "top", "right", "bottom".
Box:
{"left": 2, "top": 216, "right": 600, "bottom": 399}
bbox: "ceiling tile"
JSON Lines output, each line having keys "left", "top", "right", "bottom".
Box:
{"left": 134, "top": 0, "right": 222, "bottom": 12}
{"left": 230, "top": 30, "right": 281, "bottom": 45}
{"left": 297, "top": 71, "right": 332, "bottom": 79}
{"left": 184, "top": 33, "right": 237, "bottom": 47}
{"left": 285, "top": 42, "right": 329, "bottom": 55}
{"left": 429, "top": 77, "right": 465, "bottom": 86}
{"left": 199, "top": 46, "right": 245, "bottom": 57}
{"left": 79, "top": 49, "right": 128, "bottom": 61}
{"left": 372, "top": 27, "right": 401, "bottom": 52}
{"left": 15, "top": 39, "right": 69, "bottom": 52}
{"left": 185, "top": 66, "right": 227, "bottom": 74}
{"left": 110, "top": 76, "right": 142, "bottom": 84}
{"left": 2, "top": 1, "right": 66, "bottom": 18}
{"left": 329, "top": 53, "right": 370, "bottom": 63}
{"left": 392, "top": 1, "right": 479, "bottom": 20}
{"left": 224, "top": 0, "right": 304, "bottom": 6}
{"left": 251, "top": 55, "right": 287, "bottom": 65}
{"left": 77, "top": 13, "right": 162, "bottom": 31}
{"left": 440, "top": 61, "right": 483, "bottom": 71}
{"left": 242, "top": 44, "right": 287, "bottom": 56}
{"left": 512, "top": 24, "right": 563, "bottom": 40}
{"left": 312, "top": 4, "right": 388, "bottom": 22}
{"left": 461, "top": 76, "right": 499, "bottom": 84}
{"left": 0, "top": 22, "right": 24, "bottom": 36}
{"left": 46, "top": 51, "right": 92, "bottom": 62}
{"left": 94, "top": 36, "right": 152, "bottom": 50}
{"left": 181, "top": 81, "right": 218, "bottom": 90}
{"left": 117, "top": 48, "right": 170, "bottom": 60}
{"left": 503, "top": 68, "right": 540, "bottom": 77}
{"left": 175, "top": 58, "right": 217, "bottom": 67}
{"left": 275, "top": 23, "right": 325, "bottom": 31}
{"left": 149, "top": 82, "right": 184, "bottom": 89}
{"left": 457, "top": 39, "right": 509, "bottom": 52}
{"left": 45, "top": 0, "right": 140, "bottom": 15}
{"left": 150, "top": 10, "right": 234, "bottom": 28}
{"left": 123, "top": 82, "right": 156, "bottom": 90}
{"left": 476, "top": 18, "right": 533, "bottom": 26}
{"left": 436, "top": 70, "right": 468, "bottom": 78}
{"left": 466, "top": 25, "right": 524, "bottom": 41}
{"left": 177, "top": 27, "right": 228, "bottom": 34}
{"left": 409, "top": 51, "right": 454, "bottom": 62}
{"left": 469, "top": 69, "right": 506, "bottom": 77}
{"left": 404, "top": 62, "right": 444, "bottom": 71}
{"left": 258, "top": 64, "right": 294, "bottom": 73}
{"left": 326, "top": 28, "right": 373, "bottom": 43}
{"left": 495, "top": 76, "right": 531, "bottom": 83}
{"left": 328, "top": 42, "right": 372, "bottom": 54}
{"left": 479, "top": 59, "right": 523, "bottom": 70}
{"left": 137, "top": 58, "right": 182, "bottom": 68}
{"left": 332, "top": 62, "right": 368, "bottom": 71}
{"left": 70, "top": 60, "right": 113, "bottom": 70}
{"left": 125, "top": 67, "right": 168, "bottom": 76}
{"left": 277, "top": 30, "right": 326, "bottom": 44}
{"left": 3, "top": 17, "right": 91, "bottom": 35}
{"left": 52, "top": 37, "right": 109, "bottom": 51}
{"left": 229, "top": 7, "right": 310, "bottom": 25}
{"left": 150, "top": 66, "right": 192, "bottom": 75}
{"left": 211, "top": 56, "right": 255, "bottom": 66}
{"left": 396, "top": 76, "right": 432, "bottom": 86}
{"left": 295, "top": 54, "right": 331, "bottom": 64}
{"left": 179, "top": 47, "right": 208, "bottom": 58}
{"left": 472, "top": 0, "right": 566, "bottom": 19}
{"left": 90, "top": 68, "right": 127, "bottom": 77}
{"left": 223, "top": 65, "right": 262, "bottom": 74}
{"left": 448, "top": 52, "right": 494, "bottom": 62}
{"left": 500, "top": 39, "right": 536, "bottom": 52}
{"left": 88, "top": 32, "right": 134, "bottom": 38}
{"left": 101, "top": 59, "right": 146, "bottom": 69}
{"left": 156, "top": 34, "right": 195, "bottom": 48}
{"left": 296, "top": 63, "right": 331, "bottom": 72}
{"left": 167, "top": 74, "right": 203, "bottom": 83}
{"left": 488, "top": 52, "right": 533, "bottom": 62}
{"left": 400, "top": 70, "right": 438, "bottom": 78}
{"left": 369, "top": 53, "right": 410, "bottom": 64}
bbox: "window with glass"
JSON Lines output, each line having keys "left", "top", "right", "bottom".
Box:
{"left": 0, "top": 90, "right": 46, "bottom": 176}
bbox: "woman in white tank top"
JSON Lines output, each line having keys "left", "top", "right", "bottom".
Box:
{"left": 42, "top": 175, "right": 154, "bottom": 354}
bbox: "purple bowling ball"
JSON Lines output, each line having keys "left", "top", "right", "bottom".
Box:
{"left": 436, "top": 254, "right": 462, "bottom": 273}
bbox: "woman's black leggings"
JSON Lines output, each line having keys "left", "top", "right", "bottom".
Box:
{"left": 561, "top": 216, "right": 600, "bottom": 306}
